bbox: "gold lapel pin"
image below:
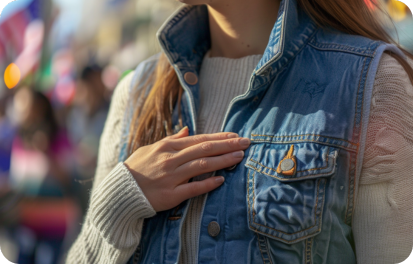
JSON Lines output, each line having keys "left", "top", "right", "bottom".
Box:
{"left": 277, "top": 144, "right": 297, "bottom": 176}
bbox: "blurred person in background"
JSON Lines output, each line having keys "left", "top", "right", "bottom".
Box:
{"left": 7, "top": 87, "right": 77, "bottom": 264}
{"left": 67, "top": 66, "right": 109, "bottom": 179}
{"left": 66, "top": 65, "right": 110, "bottom": 216}
{"left": 66, "top": 0, "right": 413, "bottom": 264}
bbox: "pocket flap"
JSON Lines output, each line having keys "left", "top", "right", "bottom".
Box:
{"left": 245, "top": 142, "right": 338, "bottom": 182}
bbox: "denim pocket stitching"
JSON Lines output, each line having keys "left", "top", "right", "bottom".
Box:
{"left": 251, "top": 133, "right": 357, "bottom": 148}
{"left": 245, "top": 163, "right": 334, "bottom": 181}
{"left": 246, "top": 157, "right": 335, "bottom": 182}
{"left": 249, "top": 225, "right": 321, "bottom": 244}
{"left": 249, "top": 146, "right": 330, "bottom": 174}
{"left": 305, "top": 237, "right": 313, "bottom": 264}
{"left": 256, "top": 233, "right": 274, "bottom": 264}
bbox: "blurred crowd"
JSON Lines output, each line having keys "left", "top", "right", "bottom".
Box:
{"left": 0, "top": 0, "right": 411, "bottom": 263}
{"left": 0, "top": 0, "right": 181, "bottom": 263}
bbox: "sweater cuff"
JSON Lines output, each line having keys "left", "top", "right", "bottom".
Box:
{"left": 89, "top": 162, "right": 156, "bottom": 248}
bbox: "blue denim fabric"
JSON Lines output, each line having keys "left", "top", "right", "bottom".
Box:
{"left": 121, "top": 0, "right": 405, "bottom": 263}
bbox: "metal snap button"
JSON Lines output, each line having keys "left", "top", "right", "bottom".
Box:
{"left": 208, "top": 221, "right": 220, "bottom": 237}
{"left": 184, "top": 72, "right": 198, "bottom": 85}
{"left": 276, "top": 145, "right": 297, "bottom": 176}
{"left": 280, "top": 158, "right": 295, "bottom": 171}
{"left": 225, "top": 164, "right": 237, "bottom": 171}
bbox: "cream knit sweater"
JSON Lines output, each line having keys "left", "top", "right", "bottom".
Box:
{"left": 66, "top": 53, "right": 413, "bottom": 264}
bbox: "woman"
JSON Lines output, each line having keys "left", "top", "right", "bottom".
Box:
{"left": 66, "top": 0, "right": 413, "bottom": 263}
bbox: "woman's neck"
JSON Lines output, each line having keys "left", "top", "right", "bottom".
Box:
{"left": 207, "top": 0, "right": 280, "bottom": 58}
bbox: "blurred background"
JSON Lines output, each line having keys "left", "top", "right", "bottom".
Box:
{"left": 0, "top": 0, "right": 411, "bottom": 263}
{"left": 0, "top": 0, "right": 182, "bottom": 263}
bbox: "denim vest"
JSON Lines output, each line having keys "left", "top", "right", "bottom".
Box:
{"left": 119, "top": 0, "right": 405, "bottom": 263}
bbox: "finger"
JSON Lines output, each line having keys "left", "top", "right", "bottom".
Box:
{"left": 174, "top": 137, "right": 250, "bottom": 164}
{"left": 175, "top": 151, "right": 244, "bottom": 180}
{"left": 171, "top": 132, "right": 239, "bottom": 150}
{"left": 173, "top": 176, "right": 225, "bottom": 201}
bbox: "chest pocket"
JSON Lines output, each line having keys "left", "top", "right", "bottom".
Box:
{"left": 245, "top": 141, "right": 338, "bottom": 244}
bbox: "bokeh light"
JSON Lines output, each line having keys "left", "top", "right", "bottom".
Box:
{"left": 388, "top": 0, "right": 409, "bottom": 21}
{"left": 4, "top": 63, "right": 21, "bottom": 89}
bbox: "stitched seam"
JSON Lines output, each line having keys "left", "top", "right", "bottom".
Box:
{"left": 249, "top": 146, "right": 330, "bottom": 174}
{"left": 264, "top": 236, "right": 274, "bottom": 264}
{"left": 250, "top": 227, "right": 318, "bottom": 244}
{"left": 247, "top": 160, "right": 334, "bottom": 181}
{"left": 251, "top": 139, "right": 357, "bottom": 152}
{"left": 305, "top": 238, "right": 313, "bottom": 264}
{"left": 251, "top": 173, "right": 321, "bottom": 236}
{"left": 251, "top": 133, "right": 357, "bottom": 147}
{"left": 256, "top": 233, "right": 267, "bottom": 264}
{"left": 352, "top": 57, "right": 367, "bottom": 140}
{"left": 345, "top": 57, "right": 368, "bottom": 222}
{"left": 307, "top": 41, "right": 377, "bottom": 57}
{"left": 269, "top": 26, "right": 319, "bottom": 76}
{"left": 350, "top": 56, "right": 374, "bottom": 223}
{"left": 247, "top": 169, "right": 254, "bottom": 233}
{"left": 247, "top": 169, "right": 251, "bottom": 219}
{"left": 308, "top": 43, "right": 375, "bottom": 57}
{"left": 256, "top": 233, "right": 273, "bottom": 264}
{"left": 346, "top": 150, "right": 357, "bottom": 225}
{"left": 246, "top": 163, "right": 334, "bottom": 181}
{"left": 253, "top": 170, "right": 256, "bottom": 219}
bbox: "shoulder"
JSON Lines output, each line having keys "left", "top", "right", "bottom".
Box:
{"left": 364, "top": 52, "right": 413, "bottom": 167}
{"left": 376, "top": 52, "right": 413, "bottom": 82}
{"left": 373, "top": 52, "right": 413, "bottom": 104}
{"left": 309, "top": 27, "right": 382, "bottom": 57}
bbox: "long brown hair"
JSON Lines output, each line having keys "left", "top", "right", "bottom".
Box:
{"left": 127, "top": 0, "right": 413, "bottom": 155}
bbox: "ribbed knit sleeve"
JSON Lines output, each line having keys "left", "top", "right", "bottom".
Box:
{"left": 65, "top": 72, "right": 156, "bottom": 264}
{"left": 353, "top": 53, "right": 413, "bottom": 264}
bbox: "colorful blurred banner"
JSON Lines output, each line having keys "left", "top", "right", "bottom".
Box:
{"left": 0, "top": 0, "right": 41, "bottom": 58}
{"left": 0, "top": 0, "right": 42, "bottom": 90}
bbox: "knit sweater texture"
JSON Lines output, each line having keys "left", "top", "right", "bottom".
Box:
{"left": 66, "top": 53, "right": 413, "bottom": 264}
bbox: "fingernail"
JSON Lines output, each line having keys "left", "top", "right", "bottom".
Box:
{"left": 240, "top": 138, "right": 251, "bottom": 146}
{"left": 227, "top": 133, "right": 239, "bottom": 138}
{"left": 215, "top": 176, "right": 225, "bottom": 184}
{"left": 232, "top": 150, "right": 244, "bottom": 158}
{"left": 180, "top": 126, "right": 188, "bottom": 132}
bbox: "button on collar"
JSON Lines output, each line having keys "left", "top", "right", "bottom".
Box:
{"left": 184, "top": 72, "right": 198, "bottom": 85}
{"left": 208, "top": 221, "right": 220, "bottom": 237}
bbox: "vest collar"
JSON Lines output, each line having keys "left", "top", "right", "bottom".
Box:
{"left": 156, "top": 0, "right": 317, "bottom": 75}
